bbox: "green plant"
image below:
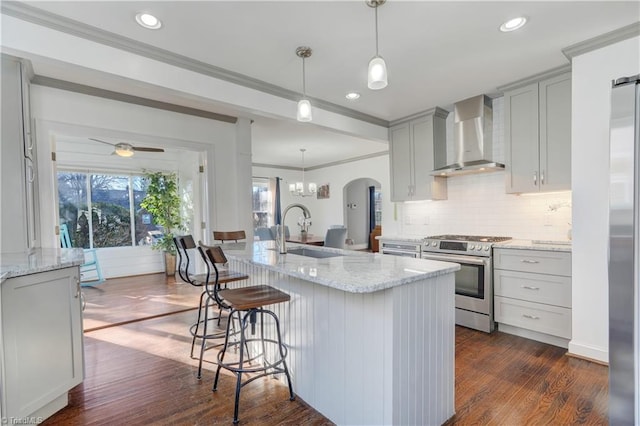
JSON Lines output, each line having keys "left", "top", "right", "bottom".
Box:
{"left": 140, "top": 171, "right": 184, "bottom": 255}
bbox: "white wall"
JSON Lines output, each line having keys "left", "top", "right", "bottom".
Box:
{"left": 30, "top": 85, "right": 240, "bottom": 278}
{"left": 569, "top": 35, "right": 640, "bottom": 363}
{"left": 253, "top": 154, "right": 390, "bottom": 245}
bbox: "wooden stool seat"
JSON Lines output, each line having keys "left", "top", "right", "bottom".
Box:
{"left": 220, "top": 285, "right": 290, "bottom": 311}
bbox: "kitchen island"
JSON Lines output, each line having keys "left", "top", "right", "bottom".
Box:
{"left": 219, "top": 241, "right": 459, "bottom": 426}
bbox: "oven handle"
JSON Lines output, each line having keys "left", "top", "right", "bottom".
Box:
{"left": 421, "top": 252, "right": 488, "bottom": 266}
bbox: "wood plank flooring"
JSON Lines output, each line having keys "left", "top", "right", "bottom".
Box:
{"left": 44, "top": 273, "right": 608, "bottom": 425}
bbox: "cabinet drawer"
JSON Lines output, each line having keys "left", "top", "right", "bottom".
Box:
{"left": 494, "top": 269, "right": 571, "bottom": 308}
{"left": 494, "top": 248, "right": 571, "bottom": 276}
{"left": 495, "top": 296, "right": 571, "bottom": 339}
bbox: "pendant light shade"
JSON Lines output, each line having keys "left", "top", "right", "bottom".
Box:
{"left": 366, "top": 0, "right": 388, "bottom": 90}
{"left": 297, "top": 99, "right": 312, "bottom": 122}
{"left": 296, "top": 46, "right": 313, "bottom": 122}
{"left": 368, "top": 55, "right": 388, "bottom": 90}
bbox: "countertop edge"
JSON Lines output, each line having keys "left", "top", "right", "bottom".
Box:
{"left": 1, "top": 248, "right": 85, "bottom": 282}
{"left": 494, "top": 239, "right": 572, "bottom": 252}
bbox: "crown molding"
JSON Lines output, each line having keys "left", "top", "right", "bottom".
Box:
{"left": 32, "top": 75, "right": 239, "bottom": 123}
{"left": 2, "top": 1, "right": 389, "bottom": 128}
{"left": 388, "top": 106, "right": 450, "bottom": 127}
{"left": 496, "top": 64, "right": 572, "bottom": 93}
{"left": 562, "top": 22, "right": 640, "bottom": 59}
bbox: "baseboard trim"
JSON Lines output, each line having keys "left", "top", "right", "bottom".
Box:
{"left": 568, "top": 340, "right": 608, "bottom": 364}
{"left": 565, "top": 351, "right": 609, "bottom": 366}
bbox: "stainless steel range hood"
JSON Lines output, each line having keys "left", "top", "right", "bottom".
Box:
{"left": 431, "top": 94, "right": 504, "bottom": 177}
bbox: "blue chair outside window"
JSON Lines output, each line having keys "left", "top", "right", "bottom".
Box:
{"left": 60, "top": 223, "right": 105, "bottom": 286}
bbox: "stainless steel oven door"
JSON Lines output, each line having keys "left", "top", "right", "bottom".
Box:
{"left": 420, "top": 252, "right": 492, "bottom": 314}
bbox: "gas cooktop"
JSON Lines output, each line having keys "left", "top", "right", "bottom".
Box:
{"left": 426, "top": 235, "right": 512, "bottom": 243}
{"left": 423, "top": 235, "right": 512, "bottom": 256}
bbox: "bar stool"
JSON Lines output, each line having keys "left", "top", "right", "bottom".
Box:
{"left": 201, "top": 246, "right": 294, "bottom": 424}
{"left": 175, "top": 235, "right": 248, "bottom": 379}
{"left": 213, "top": 230, "right": 246, "bottom": 243}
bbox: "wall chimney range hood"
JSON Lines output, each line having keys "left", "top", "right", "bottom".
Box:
{"left": 431, "top": 94, "right": 504, "bottom": 177}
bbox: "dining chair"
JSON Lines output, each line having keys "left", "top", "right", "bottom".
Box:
{"left": 324, "top": 227, "right": 348, "bottom": 249}
{"left": 254, "top": 227, "right": 274, "bottom": 241}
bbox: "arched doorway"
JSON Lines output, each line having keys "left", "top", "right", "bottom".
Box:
{"left": 343, "top": 178, "right": 381, "bottom": 250}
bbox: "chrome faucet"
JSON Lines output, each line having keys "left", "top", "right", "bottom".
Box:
{"left": 279, "top": 203, "right": 311, "bottom": 254}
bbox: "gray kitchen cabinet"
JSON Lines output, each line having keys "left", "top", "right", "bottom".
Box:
{"left": 389, "top": 108, "right": 448, "bottom": 201}
{"left": 502, "top": 67, "right": 571, "bottom": 194}
{"left": 1, "top": 266, "right": 84, "bottom": 421}
{"left": 1, "top": 54, "right": 39, "bottom": 251}
{"left": 494, "top": 247, "right": 572, "bottom": 347}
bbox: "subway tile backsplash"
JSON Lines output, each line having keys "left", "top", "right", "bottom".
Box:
{"left": 399, "top": 96, "right": 572, "bottom": 242}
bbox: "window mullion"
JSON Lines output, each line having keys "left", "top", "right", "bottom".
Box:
{"left": 87, "top": 173, "right": 94, "bottom": 249}
{"left": 129, "top": 175, "right": 136, "bottom": 247}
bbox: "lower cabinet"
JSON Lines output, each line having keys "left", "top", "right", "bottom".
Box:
{"left": 494, "top": 248, "right": 572, "bottom": 347}
{"left": 1, "top": 266, "right": 84, "bottom": 421}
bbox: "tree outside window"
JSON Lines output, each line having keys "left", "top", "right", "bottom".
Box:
{"left": 58, "top": 171, "right": 160, "bottom": 248}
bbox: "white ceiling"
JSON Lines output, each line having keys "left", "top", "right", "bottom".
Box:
{"left": 12, "top": 1, "right": 640, "bottom": 167}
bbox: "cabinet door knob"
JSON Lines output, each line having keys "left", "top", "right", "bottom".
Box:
{"left": 541, "top": 170, "right": 545, "bottom": 185}
{"left": 533, "top": 171, "right": 537, "bottom": 186}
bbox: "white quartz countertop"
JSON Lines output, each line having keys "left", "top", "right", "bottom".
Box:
{"left": 217, "top": 241, "right": 460, "bottom": 294}
{"left": 0, "top": 248, "right": 85, "bottom": 282}
{"left": 495, "top": 239, "right": 572, "bottom": 252}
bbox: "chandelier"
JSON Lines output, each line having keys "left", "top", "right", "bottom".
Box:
{"left": 289, "top": 149, "right": 317, "bottom": 197}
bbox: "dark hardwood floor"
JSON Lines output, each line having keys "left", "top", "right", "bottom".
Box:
{"left": 44, "top": 273, "right": 608, "bottom": 425}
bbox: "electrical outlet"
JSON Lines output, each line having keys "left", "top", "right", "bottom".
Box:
{"left": 543, "top": 212, "right": 552, "bottom": 226}
{"left": 423, "top": 216, "right": 430, "bottom": 225}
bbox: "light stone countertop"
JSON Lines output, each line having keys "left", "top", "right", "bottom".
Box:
{"left": 217, "top": 240, "right": 460, "bottom": 294}
{"left": 0, "top": 248, "right": 85, "bottom": 282}
{"left": 495, "top": 239, "right": 572, "bottom": 252}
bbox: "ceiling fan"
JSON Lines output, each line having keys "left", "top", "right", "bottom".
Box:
{"left": 89, "top": 138, "right": 165, "bottom": 157}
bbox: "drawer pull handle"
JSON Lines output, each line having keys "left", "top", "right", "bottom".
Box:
{"left": 523, "top": 314, "right": 540, "bottom": 320}
{"left": 521, "top": 259, "right": 539, "bottom": 264}
{"left": 522, "top": 285, "right": 540, "bottom": 290}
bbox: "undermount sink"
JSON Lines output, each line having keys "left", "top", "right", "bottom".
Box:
{"left": 286, "top": 247, "right": 344, "bottom": 259}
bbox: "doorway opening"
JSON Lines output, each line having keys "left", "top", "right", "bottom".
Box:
{"left": 343, "top": 178, "right": 381, "bottom": 250}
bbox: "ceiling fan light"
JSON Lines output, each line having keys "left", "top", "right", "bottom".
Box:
{"left": 114, "top": 144, "right": 134, "bottom": 157}
{"left": 368, "top": 55, "right": 388, "bottom": 90}
{"left": 297, "top": 99, "right": 312, "bottom": 122}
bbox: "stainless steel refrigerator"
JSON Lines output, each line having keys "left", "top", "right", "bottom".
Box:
{"left": 609, "top": 74, "right": 639, "bottom": 425}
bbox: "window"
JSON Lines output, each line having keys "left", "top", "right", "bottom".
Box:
{"left": 252, "top": 178, "right": 272, "bottom": 229}
{"left": 374, "top": 189, "right": 382, "bottom": 226}
{"left": 58, "top": 171, "right": 160, "bottom": 249}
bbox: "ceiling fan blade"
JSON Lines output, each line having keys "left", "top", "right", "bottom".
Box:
{"left": 132, "top": 146, "right": 165, "bottom": 153}
{"left": 89, "top": 137, "right": 116, "bottom": 147}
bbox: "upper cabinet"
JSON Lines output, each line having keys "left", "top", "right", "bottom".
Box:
{"left": 389, "top": 108, "right": 448, "bottom": 202}
{"left": 1, "top": 54, "right": 39, "bottom": 250}
{"left": 501, "top": 67, "right": 572, "bottom": 194}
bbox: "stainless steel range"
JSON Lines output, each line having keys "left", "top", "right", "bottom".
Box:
{"left": 422, "top": 235, "right": 512, "bottom": 333}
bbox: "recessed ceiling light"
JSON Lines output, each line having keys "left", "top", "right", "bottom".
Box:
{"left": 345, "top": 92, "right": 360, "bottom": 100}
{"left": 135, "top": 12, "right": 162, "bottom": 30}
{"left": 499, "top": 16, "right": 527, "bottom": 32}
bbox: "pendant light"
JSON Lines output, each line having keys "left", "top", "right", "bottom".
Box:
{"left": 289, "top": 149, "right": 317, "bottom": 197}
{"left": 366, "top": 0, "right": 388, "bottom": 90}
{"left": 296, "top": 46, "right": 313, "bottom": 122}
